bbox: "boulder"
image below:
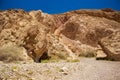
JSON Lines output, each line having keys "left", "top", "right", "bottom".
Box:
{"left": 98, "top": 30, "right": 120, "bottom": 61}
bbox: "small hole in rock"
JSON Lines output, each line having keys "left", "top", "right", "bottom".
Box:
{"left": 39, "top": 51, "right": 50, "bottom": 62}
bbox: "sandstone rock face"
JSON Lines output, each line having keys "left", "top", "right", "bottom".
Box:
{"left": 0, "top": 9, "right": 120, "bottom": 62}
{"left": 54, "top": 14, "right": 120, "bottom": 59}
{"left": 0, "top": 10, "right": 47, "bottom": 62}
{"left": 98, "top": 30, "right": 120, "bottom": 61}
{"left": 46, "top": 34, "right": 76, "bottom": 60}
{"left": 57, "top": 15, "right": 119, "bottom": 47}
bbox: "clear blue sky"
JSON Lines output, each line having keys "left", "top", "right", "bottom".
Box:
{"left": 0, "top": 0, "right": 120, "bottom": 14}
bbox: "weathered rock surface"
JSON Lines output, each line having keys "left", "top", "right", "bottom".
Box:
{"left": 0, "top": 9, "right": 120, "bottom": 62}
{"left": 0, "top": 10, "right": 47, "bottom": 62}
{"left": 97, "top": 30, "right": 120, "bottom": 61}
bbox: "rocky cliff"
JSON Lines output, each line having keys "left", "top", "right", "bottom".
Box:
{"left": 0, "top": 8, "right": 120, "bottom": 62}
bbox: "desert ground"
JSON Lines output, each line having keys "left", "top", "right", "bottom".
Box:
{"left": 0, "top": 58, "right": 120, "bottom": 80}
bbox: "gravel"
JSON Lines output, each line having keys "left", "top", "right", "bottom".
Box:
{"left": 0, "top": 58, "right": 120, "bottom": 80}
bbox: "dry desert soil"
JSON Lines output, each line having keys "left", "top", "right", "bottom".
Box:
{"left": 0, "top": 58, "right": 120, "bottom": 80}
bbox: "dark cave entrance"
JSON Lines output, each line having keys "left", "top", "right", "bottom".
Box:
{"left": 39, "top": 51, "right": 50, "bottom": 62}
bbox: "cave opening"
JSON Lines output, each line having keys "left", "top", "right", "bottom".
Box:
{"left": 39, "top": 51, "right": 50, "bottom": 62}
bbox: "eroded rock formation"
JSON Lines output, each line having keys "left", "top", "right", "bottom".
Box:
{"left": 97, "top": 30, "right": 120, "bottom": 61}
{"left": 0, "top": 9, "right": 120, "bottom": 62}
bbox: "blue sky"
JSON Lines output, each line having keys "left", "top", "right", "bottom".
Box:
{"left": 0, "top": 0, "right": 120, "bottom": 14}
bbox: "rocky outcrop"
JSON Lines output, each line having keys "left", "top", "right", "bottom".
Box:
{"left": 64, "top": 8, "right": 120, "bottom": 23}
{"left": 0, "top": 9, "right": 120, "bottom": 62}
{"left": 23, "top": 25, "right": 47, "bottom": 62}
{"left": 97, "top": 30, "right": 120, "bottom": 61}
{"left": 56, "top": 15, "right": 119, "bottom": 46}
{"left": 47, "top": 34, "right": 77, "bottom": 60}
{"left": 0, "top": 9, "right": 47, "bottom": 62}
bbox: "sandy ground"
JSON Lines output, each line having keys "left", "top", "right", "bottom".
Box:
{"left": 0, "top": 58, "right": 120, "bottom": 80}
